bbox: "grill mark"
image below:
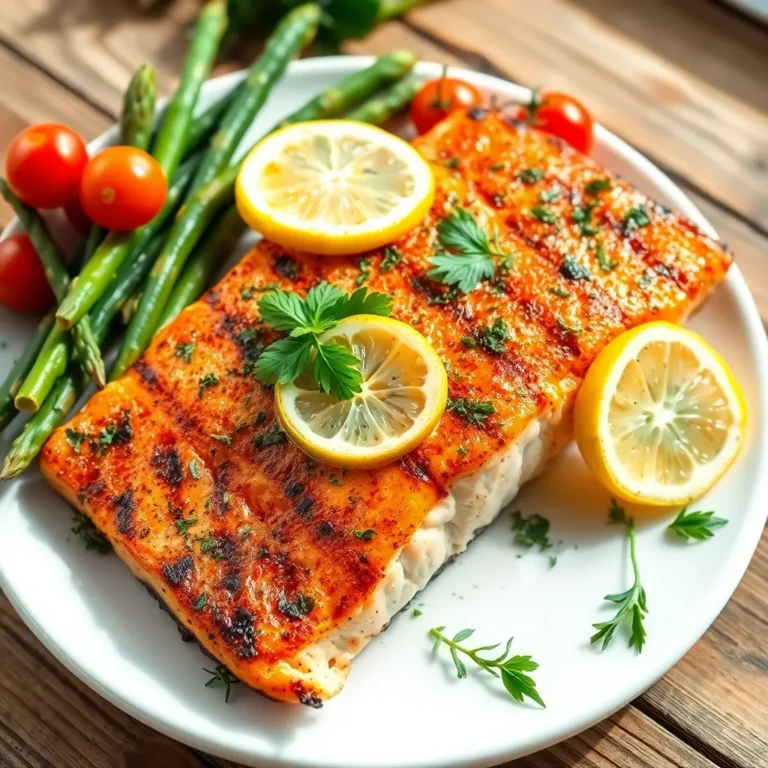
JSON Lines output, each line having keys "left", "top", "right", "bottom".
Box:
{"left": 162, "top": 555, "right": 193, "bottom": 587}
{"left": 114, "top": 489, "right": 135, "bottom": 536}
{"left": 152, "top": 446, "right": 183, "bottom": 487}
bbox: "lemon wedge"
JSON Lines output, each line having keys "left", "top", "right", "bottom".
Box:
{"left": 574, "top": 321, "right": 746, "bottom": 506}
{"left": 235, "top": 120, "right": 435, "bottom": 256}
{"left": 275, "top": 315, "right": 447, "bottom": 468}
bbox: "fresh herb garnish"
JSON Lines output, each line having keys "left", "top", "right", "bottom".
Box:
{"left": 490, "top": 162, "right": 507, "bottom": 171}
{"left": 447, "top": 397, "right": 496, "bottom": 427}
{"left": 427, "top": 208, "right": 512, "bottom": 293}
{"left": 549, "top": 286, "right": 572, "bottom": 298}
{"left": 511, "top": 510, "right": 552, "bottom": 551}
{"left": 71, "top": 513, "right": 111, "bottom": 554}
{"left": 530, "top": 206, "right": 558, "bottom": 225}
{"left": 189, "top": 459, "right": 201, "bottom": 480}
{"left": 444, "top": 156, "right": 460, "bottom": 169}
{"left": 199, "top": 531, "right": 227, "bottom": 560}
{"left": 355, "top": 256, "right": 371, "bottom": 286}
{"left": 329, "top": 473, "right": 345, "bottom": 486}
{"left": 278, "top": 592, "right": 316, "bottom": 619}
{"left": 381, "top": 246, "right": 403, "bottom": 271}
{"left": 413, "top": 608, "right": 423, "bottom": 617}
{"left": 623, "top": 204, "right": 651, "bottom": 233}
{"left": 194, "top": 593, "right": 208, "bottom": 611}
{"left": 668, "top": 508, "right": 728, "bottom": 541}
{"left": 477, "top": 317, "right": 509, "bottom": 354}
{"left": 203, "top": 664, "right": 238, "bottom": 703}
{"left": 65, "top": 429, "right": 87, "bottom": 454}
{"left": 430, "top": 626, "right": 545, "bottom": 707}
{"left": 253, "top": 425, "right": 286, "bottom": 448}
{"left": 240, "top": 527, "right": 251, "bottom": 541}
{"left": 560, "top": 255, "right": 592, "bottom": 282}
{"left": 590, "top": 500, "right": 648, "bottom": 653}
{"left": 175, "top": 517, "right": 198, "bottom": 537}
{"left": 539, "top": 187, "right": 562, "bottom": 203}
{"left": 353, "top": 528, "right": 376, "bottom": 540}
{"left": 253, "top": 283, "right": 392, "bottom": 401}
{"left": 198, "top": 372, "right": 220, "bottom": 398}
{"left": 175, "top": 341, "right": 195, "bottom": 363}
{"left": 90, "top": 413, "right": 132, "bottom": 457}
{"left": 596, "top": 241, "right": 618, "bottom": 272}
{"left": 556, "top": 316, "right": 582, "bottom": 335}
{"left": 457, "top": 445, "right": 468, "bottom": 456}
{"left": 586, "top": 178, "right": 611, "bottom": 195}
{"left": 210, "top": 433, "right": 232, "bottom": 445}
{"left": 548, "top": 556, "right": 557, "bottom": 569}
{"left": 517, "top": 167, "right": 544, "bottom": 184}
{"left": 571, "top": 200, "right": 600, "bottom": 235}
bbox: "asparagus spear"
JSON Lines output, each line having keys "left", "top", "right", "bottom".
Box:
{"left": 1, "top": 60, "right": 420, "bottom": 476}
{"left": 121, "top": 64, "right": 157, "bottom": 150}
{"left": 345, "top": 78, "right": 422, "bottom": 124}
{"left": 186, "top": 3, "right": 321, "bottom": 197}
{"left": 157, "top": 205, "right": 245, "bottom": 328}
{"left": 55, "top": 1, "right": 227, "bottom": 331}
{"left": 0, "top": 312, "right": 54, "bottom": 432}
{"left": 0, "top": 180, "right": 106, "bottom": 388}
{"left": 11, "top": 157, "right": 199, "bottom": 411}
{"left": 151, "top": 0, "right": 228, "bottom": 178}
{"left": 69, "top": 224, "right": 107, "bottom": 274}
{"left": 184, "top": 85, "right": 240, "bottom": 157}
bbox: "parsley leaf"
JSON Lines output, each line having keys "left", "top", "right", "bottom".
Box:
{"left": 586, "top": 178, "right": 611, "bottom": 195}
{"left": 556, "top": 316, "right": 582, "bottom": 335}
{"left": 447, "top": 397, "right": 496, "bottom": 427}
{"left": 477, "top": 317, "right": 509, "bottom": 354}
{"left": 253, "top": 337, "right": 313, "bottom": 386}
{"left": 571, "top": 200, "right": 600, "bottom": 235}
{"left": 253, "top": 425, "right": 286, "bottom": 448}
{"left": 517, "top": 167, "right": 544, "bottom": 184}
{"left": 355, "top": 256, "right": 371, "bottom": 286}
{"left": 427, "top": 208, "right": 510, "bottom": 293}
{"left": 198, "top": 372, "right": 220, "bottom": 398}
{"left": 65, "top": 429, "right": 88, "bottom": 454}
{"left": 429, "top": 627, "right": 545, "bottom": 707}
{"left": 511, "top": 510, "right": 552, "bottom": 550}
{"left": 530, "top": 206, "right": 558, "bottom": 225}
{"left": 668, "top": 508, "right": 728, "bottom": 541}
{"left": 560, "top": 255, "right": 592, "bottom": 282}
{"left": 624, "top": 204, "right": 651, "bottom": 233}
{"left": 591, "top": 500, "right": 647, "bottom": 653}
{"left": 312, "top": 343, "right": 364, "bottom": 401}
{"left": 596, "top": 241, "right": 618, "bottom": 272}
{"left": 381, "top": 246, "right": 403, "bottom": 271}
{"left": 174, "top": 341, "right": 195, "bottom": 364}
{"left": 353, "top": 528, "right": 376, "bottom": 540}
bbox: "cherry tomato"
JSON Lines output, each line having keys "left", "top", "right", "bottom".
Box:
{"left": 79, "top": 146, "right": 167, "bottom": 231}
{"left": 0, "top": 234, "right": 55, "bottom": 314}
{"left": 513, "top": 91, "right": 594, "bottom": 154}
{"left": 6, "top": 123, "right": 88, "bottom": 209}
{"left": 411, "top": 72, "right": 484, "bottom": 134}
{"left": 63, "top": 197, "right": 92, "bottom": 234}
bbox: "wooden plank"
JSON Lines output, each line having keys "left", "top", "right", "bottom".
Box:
{"left": 0, "top": 46, "right": 112, "bottom": 226}
{"left": 404, "top": 0, "right": 768, "bottom": 228}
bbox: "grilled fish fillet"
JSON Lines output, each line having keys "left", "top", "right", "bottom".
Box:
{"left": 41, "top": 110, "right": 731, "bottom": 705}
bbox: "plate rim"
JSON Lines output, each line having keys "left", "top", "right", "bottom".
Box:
{"left": 2, "top": 54, "right": 767, "bottom": 768}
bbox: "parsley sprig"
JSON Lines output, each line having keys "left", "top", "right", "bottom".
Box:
{"left": 590, "top": 500, "right": 648, "bottom": 653}
{"left": 203, "top": 664, "right": 239, "bottom": 703}
{"left": 668, "top": 508, "right": 728, "bottom": 541}
{"left": 253, "top": 283, "right": 392, "bottom": 401}
{"left": 430, "top": 626, "right": 545, "bottom": 707}
{"left": 428, "top": 208, "right": 512, "bottom": 293}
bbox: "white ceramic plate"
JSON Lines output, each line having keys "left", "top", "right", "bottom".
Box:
{"left": 722, "top": 0, "right": 768, "bottom": 24}
{"left": 1, "top": 57, "right": 767, "bottom": 768}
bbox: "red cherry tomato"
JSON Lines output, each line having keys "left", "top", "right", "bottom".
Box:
{"left": 411, "top": 73, "right": 484, "bottom": 134}
{"left": 0, "top": 234, "right": 55, "bottom": 314}
{"left": 6, "top": 123, "right": 88, "bottom": 209}
{"left": 513, "top": 91, "right": 594, "bottom": 154}
{"left": 63, "top": 197, "right": 92, "bottom": 234}
{"left": 79, "top": 146, "right": 167, "bottom": 231}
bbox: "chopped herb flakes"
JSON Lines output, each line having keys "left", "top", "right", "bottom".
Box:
{"left": 356, "top": 257, "right": 372, "bottom": 286}
{"left": 278, "top": 592, "right": 315, "bottom": 619}
{"left": 175, "top": 341, "right": 195, "bottom": 363}
{"left": 586, "top": 178, "right": 611, "bottom": 195}
{"left": 530, "top": 206, "right": 558, "bottom": 225}
{"left": 477, "top": 317, "right": 509, "bottom": 354}
{"left": 571, "top": 200, "right": 600, "bottom": 235}
{"left": 444, "top": 156, "right": 460, "bottom": 168}
{"left": 638, "top": 272, "right": 654, "bottom": 289}
{"left": 91, "top": 414, "right": 132, "bottom": 457}
{"left": 511, "top": 510, "right": 552, "bottom": 551}
{"left": 457, "top": 445, "right": 468, "bottom": 456}
{"left": 549, "top": 286, "right": 572, "bottom": 298}
{"left": 381, "top": 246, "right": 403, "bottom": 271}
{"left": 175, "top": 517, "right": 198, "bottom": 537}
{"left": 624, "top": 204, "right": 651, "bottom": 233}
{"left": 194, "top": 594, "right": 209, "bottom": 611}
{"left": 539, "top": 187, "right": 562, "bottom": 203}
{"left": 240, "top": 527, "right": 251, "bottom": 540}
{"left": 329, "top": 474, "right": 345, "bottom": 486}
{"left": 517, "top": 167, "right": 544, "bottom": 184}
{"left": 490, "top": 161, "right": 507, "bottom": 171}
{"left": 596, "top": 241, "right": 618, "bottom": 272}
{"left": 412, "top": 608, "right": 423, "bottom": 617}
{"left": 210, "top": 433, "right": 232, "bottom": 445}
{"left": 560, "top": 255, "right": 591, "bottom": 282}
{"left": 353, "top": 529, "right": 376, "bottom": 540}
{"left": 447, "top": 397, "right": 496, "bottom": 427}
{"left": 65, "top": 429, "right": 87, "bottom": 454}
{"left": 253, "top": 425, "right": 286, "bottom": 448}
{"left": 556, "top": 316, "right": 583, "bottom": 335}
{"left": 198, "top": 372, "right": 220, "bottom": 398}
{"left": 71, "top": 513, "right": 111, "bottom": 554}
{"left": 199, "top": 531, "right": 227, "bottom": 560}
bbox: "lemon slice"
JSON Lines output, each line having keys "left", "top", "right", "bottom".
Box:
{"left": 574, "top": 321, "right": 746, "bottom": 506}
{"left": 235, "top": 120, "right": 435, "bottom": 256}
{"left": 275, "top": 315, "right": 447, "bottom": 468}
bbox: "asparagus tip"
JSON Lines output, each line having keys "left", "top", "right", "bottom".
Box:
{"left": 0, "top": 457, "right": 23, "bottom": 482}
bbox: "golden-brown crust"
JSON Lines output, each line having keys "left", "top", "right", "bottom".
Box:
{"left": 40, "top": 111, "right": 730, "bottom": 704}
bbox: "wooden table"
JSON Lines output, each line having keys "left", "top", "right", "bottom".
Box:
{"left": 1, "top": 1, "right": 766, "bottom": 766}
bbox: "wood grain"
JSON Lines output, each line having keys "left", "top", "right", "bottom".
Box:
{"left": 0, "top": 2, "right": 767, "bottom": 767}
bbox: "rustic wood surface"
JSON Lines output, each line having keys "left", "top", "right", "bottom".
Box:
{"left": 0, "top": 1, "right": 766, "bottom": 766}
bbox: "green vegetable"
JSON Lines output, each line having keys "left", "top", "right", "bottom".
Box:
{"left": 668, "top": 508, "right": 728, "bottom": 542}
{"left": 429, "top": 626, "right": 545, "bottom": 707}
{"left": 428, "top": 207, "right": 512, "bottom": 293}
{"left": 0, "top": 179, "right": 105, "bottom": 389}
{"left": 0, "top": 311, "right": 54, "bottom": 432}
{"left": 151, "top": 0, "right": 228, "bottom": 178}
{"left": 571, "top": 200, "right": 600, "bottom": 235}
{"left": 286, "top": 50, "right": 416, "bottom": 125}
{"left": 254, "top": 284, "right": 392, "bottom": 400}
{"left": 517, "top": 168, "right": 544, "bottom": 184}
{"left": 203, "top": 664, "right": 238, "bottom": 703}
{"left": 69, "top": 225, "right": 107, "bottom": 275}
{"left": 446, "top": 397, "right": 495, "bottom": 427}
{"left": 476, "top": 317, "right": 509, "bottom": 355}
{"left": 111, "top": 52, "right": 415, "bottom": 379}
{"left": 14, "top": 325, "right": 71, "bottom": 413}
{"left": 623, "top": 204, "right": 651, "bottom": 233}
{"left": 158, "top": 205, "right": 245, "bottom": 328}
{"left": 590, "top": 500, "right": 648, "bottom": 653}
{"left": 121, "top": 64, "right": 157, "bottom": 150}
{"left": 353, "top": 529, "right": 376, "bottom": 540}
{"left": 530, "top": 205, "right": 558, "bottom": 225}
{"left": 586, "top": 178, "right": 611, "bottom": 195}
{"left": 184, "top": 86, "right": 240, "bottom": 157}
{"left": 511, "top": 510, "right": 552, "bottom": 551}
{"left": 344, "top": 77, "right": 421, "bottom": 124}
{"left": 187, "top": 3, "right": 322, "bottom": 196}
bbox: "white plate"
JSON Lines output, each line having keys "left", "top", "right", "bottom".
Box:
{"left": 722, "top": 0, "right": 768, "bottom": 24}
{"left": 1, "top": 57, "right": 767, "bottom": 768}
